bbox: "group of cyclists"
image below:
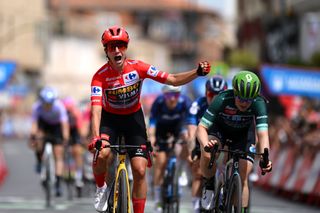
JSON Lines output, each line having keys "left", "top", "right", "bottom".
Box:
{"left": 29, "top": 87, "right": 89, "bottom": 197}
{"left": 29, "top": 25, "right": 272, "bottom": 213}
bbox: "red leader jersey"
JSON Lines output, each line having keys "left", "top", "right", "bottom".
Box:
{"left": 91, "top": 59, "right": 169, "bottom": 115}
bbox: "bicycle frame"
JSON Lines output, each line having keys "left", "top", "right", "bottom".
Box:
{"left": 93, "top": 138, "right": 153, "bottom": 213}
{"left": 113, "top": 151, "right": 131, "bottom": 213}
{"left": 160, "top": 138, "right": 185, "bottom": 213}
{"left": 205, "top": 144, "right": 269, "bottom": 213}
{"left": 41, "top": 141, "right": 55, "bottom": 208}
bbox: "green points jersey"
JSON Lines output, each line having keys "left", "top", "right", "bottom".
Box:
{"left": 199, "top": 90, "right": 268, "bottom": 133}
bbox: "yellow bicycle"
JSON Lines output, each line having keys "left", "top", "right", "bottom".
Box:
{"left": 93, "top": 137, "right": 153, "bottom": 213}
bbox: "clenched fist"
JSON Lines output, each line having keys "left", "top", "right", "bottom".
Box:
{"left": 197, "top": 61, "right": 211, "bottom": 76}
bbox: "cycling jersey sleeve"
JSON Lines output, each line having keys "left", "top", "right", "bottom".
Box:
{"left": 31, "top": 102, "right": 40, "bottom": 122}
{"left": 56, "top": 101, "right": 69, "bottom": 123}
{"left": 91, "top": 71, "right": 103, "bottom": 106}
{"left": 186, "top": 101, "right": 200, "bottom": 126}
{"left": 149, "top": 97, "right": 160, "bottom": 128}
{"left": 254, "top": 99, "right": 268, "bottom": 131}
{"left": 199, "top": 97, "right": 222, "bottom": 129}
{"left": 136, "top": 61, "right": 168, "bottom": 83}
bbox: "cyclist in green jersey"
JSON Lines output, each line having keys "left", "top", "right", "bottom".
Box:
{"left": 196, "top": 71, "right": 272, "bottom": 212}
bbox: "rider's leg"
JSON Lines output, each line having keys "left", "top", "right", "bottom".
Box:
{"left": 34, "top": 136, "right": 44, "bottom": 173}
{"left": 199, "top": 135, "right": 220, "bottom": 210}
{"left": 130, "top": 156, "right": 148, "bottom": 213}
{"left": 177, "top": 143, "right": 190, "bottom": 186}
{"left": 239, "top": 159, "right": 253, "bottom": 210}
{"left": 199, "top": 135, "right": 219, "bottom": 178}
{"left": 92, "top": 148, "right": 111, "bottom": 187}
{"left": 92, "top": 148, "right": 112, "bottom": 212}
{"left": 153, "top": 151, "right": 167, "bottom": 206}
{"left": 191, "top": 159, "right": 202, "bottom": 212}
{"left": 72, "top": 143, "right": 84, "bottom": 186}
{"left": 53, "top": 144, "right": 64, "bottom": 196}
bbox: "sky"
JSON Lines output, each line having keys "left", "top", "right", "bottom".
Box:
{"left": 197, "top": 0, "right": 237, "bottom": 19}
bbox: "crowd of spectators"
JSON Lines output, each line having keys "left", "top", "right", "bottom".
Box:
{"left": 269, "top": 97, "right": 320, "bottom": 159}
{"left": 262, "top": 97, "right": 320, "bottom": 206}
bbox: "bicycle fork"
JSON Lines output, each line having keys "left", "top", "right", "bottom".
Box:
{"left": 41, "top": 143, "right": 55, "bottom": 185}
{"left": 113, "top": 154, "right": 131, "bottom": 213}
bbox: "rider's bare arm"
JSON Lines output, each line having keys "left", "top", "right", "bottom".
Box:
{"left": 91, "top": 105, "right": 102, "bottom": 138}
{"left": 165, "top": 69, "right": 198, "bottom": 86}
{"left": 256, "top": 130, "right": 270, "bottom": 153}
{"left": 165, "top": 61, "right": 211, "bottom": 86}
{"left": 148, "top": 126, "right": 156, "bottom": 147}
{"left": 196, "top": 124, "right": 210, "bottom": 148}
{"left": 187, "top": 124, "right": 197, "bottom": 151}
{"left": 61, "top": 121, "right": 70, "bottom": 142}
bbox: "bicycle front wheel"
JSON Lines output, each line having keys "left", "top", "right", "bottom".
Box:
{"left": 115, "top": 170, "right": 129, "bottom": 213}
{"left": 226, "top": 174, "right": 242, "bottom": 213}
{"left": 214, "top": 182, "right": 224, "bottom": 213}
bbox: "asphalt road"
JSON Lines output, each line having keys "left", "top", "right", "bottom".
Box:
{"left": 0, "top": 139, "right": 319, "bottom": 213}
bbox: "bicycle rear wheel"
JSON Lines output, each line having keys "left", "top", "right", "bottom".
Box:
{"left": 226, "top": 174, "right": 242, "bottom": 213}
{"left": 115, "top": 170, "right": 129, "bottom": 213}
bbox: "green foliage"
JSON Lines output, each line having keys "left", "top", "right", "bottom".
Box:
{"left": 227, "top": 49, "right": 259, "bottom": 69}
{"left": 310, "top": 51, "right": 320, "bottom": 67}
{"left": 286, "top": 57, "right": 307, "bottom": 66}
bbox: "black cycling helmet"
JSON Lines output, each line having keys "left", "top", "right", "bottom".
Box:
{"left": 206, "top": 75, "right": 228, "bottom": 94}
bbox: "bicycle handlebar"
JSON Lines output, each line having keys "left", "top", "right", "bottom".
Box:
{"left": 93, "top": 139, "right": 153, "bottom": 166}
{"left": 260, "top": 148, "right": 269, "bottom": 175}
{"left": 204, "top": 144, "right": 270, "bottom": 176}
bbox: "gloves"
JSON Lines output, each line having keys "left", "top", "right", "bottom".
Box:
{"left": 196, "top": 61, "right": 211, "bottom": 76}
{"left": 259, "top": 159, "right": 272, "bottom": 174}
{"left": 88, "top": 136, "right": 101, "bottom": 151}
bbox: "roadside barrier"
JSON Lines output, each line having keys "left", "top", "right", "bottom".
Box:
{"left": 255, "top": 145, "right": 320, "bottom": 207}
{"left": 0, "top": 148, "right": 8, "bottom": 187}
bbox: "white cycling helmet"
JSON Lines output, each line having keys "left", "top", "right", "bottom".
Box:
{"left": 162, "top": 85, "right": 181, "bottom": 93}
{"left": 39, "top": 87, "right": 58, "bottom": 104}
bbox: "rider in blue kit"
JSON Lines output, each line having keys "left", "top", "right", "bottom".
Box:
{"left": 148, "top": 85, "right": 192, "bottom": 211}
{"left": 186, "top": 76, "right": 228, "bottom": 212}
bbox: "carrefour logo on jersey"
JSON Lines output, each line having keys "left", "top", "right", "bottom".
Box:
{"left": 123, "top": 71, "right": 139, "bottom": 84}
{"left": 147, "top": 66, "right": 159, "bottom": 77}
{"left": 91, "top": 86, "right": 102, "bottom": 96}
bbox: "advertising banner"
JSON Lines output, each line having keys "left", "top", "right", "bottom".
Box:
{"left": 0, "top": 61, "right": 16, "bottom": 90}
{"left": 261, "top": 65, "right": 320, "bottom": 98}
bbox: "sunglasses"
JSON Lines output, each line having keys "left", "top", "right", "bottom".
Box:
{"left": 105, "top": 42, "right": 128, "bottom": 52}
{"left": 235, "top": 96, "right": 253, "bottom": 103}
{"left": 164, "top": 92, "right": 180, "bottom": 99}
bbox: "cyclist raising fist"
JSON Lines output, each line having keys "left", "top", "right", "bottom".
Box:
{"left": 88, "top": 25, "right": 211, "bottom": 213}
{"left": 196, "top": 71, "right": 272, "bottom": 213}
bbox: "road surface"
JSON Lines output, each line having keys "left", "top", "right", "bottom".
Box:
{"left": 0, "top": 139, "right": 319, "bottom": 213}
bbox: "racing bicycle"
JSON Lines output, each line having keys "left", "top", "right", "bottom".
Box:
{"left": 204, "top": 144, "right": 270, "bottom": 213}
{"left": 93, "top": 137, "right": 153, "bottom": 213}
{"left": 36, "top": 136, "right": 56, "bottom": 208}
{"left": 159, "top": 137, "right": 186, "bottom": 213}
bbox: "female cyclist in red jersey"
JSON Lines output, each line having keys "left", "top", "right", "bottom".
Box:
{"left": 88, "top": 25, "right": 211, "bottom": 213}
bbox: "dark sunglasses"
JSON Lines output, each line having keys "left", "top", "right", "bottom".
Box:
{"left": 235, "top": 96, "right": 253, "bottom": 103}
{"left": 105, "top": 42, "right": 128, "bottom": 52}
{"left": 164, "top": 92, "right": 180, "bottom": 99}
